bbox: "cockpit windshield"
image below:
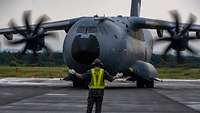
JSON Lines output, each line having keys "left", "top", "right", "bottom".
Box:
{"left": 77, "top": 27, "right": 86, "bottom": 33}
{"left": 87, "top": 26, "right": 97, "bottom": 33}
{"left": 77, "top": 26, "right": 97, "bottom": 33}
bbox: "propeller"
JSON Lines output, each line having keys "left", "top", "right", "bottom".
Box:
{"left": 0, "top": 41, "right": 1, "bottom": 52}
{"left": 156, "top": 10, "right": 199, "bottom": 63}
{"left": 8, "top": 10, "right": 56, "bottom": 56}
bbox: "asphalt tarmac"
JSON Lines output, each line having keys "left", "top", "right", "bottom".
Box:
{"left": 0, "top": 78, "right": 200, "bottom": 113}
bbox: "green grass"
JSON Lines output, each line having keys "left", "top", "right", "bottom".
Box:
{"left": 0, "top": 66, "right": 200, "bottom": 79}
{"left": 157, "top": 67, "right": 200, "bottom": 79}
{"left": 0, "top": 66, "right": 68, "bottom": 78}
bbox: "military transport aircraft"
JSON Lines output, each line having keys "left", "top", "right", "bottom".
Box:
{"left": 0, "top": 0, "right": 200, "bottom": 88}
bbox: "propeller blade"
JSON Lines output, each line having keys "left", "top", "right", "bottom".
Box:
{"left": 7, "top": 10, "right": 56, "bottom": 57}
{"left": 10, "top": 39, "right": 27, "bottom": 45}
{"left": 23, "top": 10, "right": 32, "bottom": 33}
{"left": 163, "top": 44, "right": 172, "bottom": 55}
{"left": 33, "top": 15, "right": 49, "bottom": 35}
{"left": 176, "top": 51, "right": 183, "bottom": 63}
{"left": 170, "top": 10, "right": 181, "bottom": 33}
{"left": 156, "top": 37, "right": 172, "bottom": 42}
{"left": 158, "top": 11, "right": 198, "bottom": 64}
{"left": 21, "top": 44, "right": 28, "bottom": 55}
{"left": 33, "top": 50, "right": 38, "bottom": 56}
{"left": 39, "top": 32, "right": 56, "bottom": 39}
{"left": 188, "top": 37, "right": 200, "bottom": 40}
{"left": 9, "top": 20, "right": 27, "bottom": 37}
{"left": 180, "top": 14, "right": 196, "bottom": 36}
{"left": 166, "top": 29, "right": 175, "bottom": 36}
{"left": 186, "top": 46, "right": 198, "bottom": 55}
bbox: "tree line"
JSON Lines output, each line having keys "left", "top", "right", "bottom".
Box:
{"left": 0, "top": 52, "right": 65, "bottom": 66}
{"left": 0, "top": 52, "right": 200, "bottom": 67}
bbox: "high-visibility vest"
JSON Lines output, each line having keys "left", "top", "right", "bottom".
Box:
{"left": 89, "top": 67, "right": 105, "bottom": 89}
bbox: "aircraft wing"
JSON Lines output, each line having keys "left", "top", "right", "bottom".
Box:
{"left": 0, "top": 17, "right": 81, "bottom": 35}
{"left": 131, "top": 17, "right": 200, "bottom": 32}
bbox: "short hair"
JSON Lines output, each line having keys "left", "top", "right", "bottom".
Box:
{"left": 92, "top": 58, "right": 103, "bottom": 67}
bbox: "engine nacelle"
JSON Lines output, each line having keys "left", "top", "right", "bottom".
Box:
{"left": 132, "top": 60, "right": 157, "bottom": 80}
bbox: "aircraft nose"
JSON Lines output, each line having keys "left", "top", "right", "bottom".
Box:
{"left": 71, "top": 34, "right": 100, "bottom": 64}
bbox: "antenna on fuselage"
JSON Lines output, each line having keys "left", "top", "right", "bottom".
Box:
{"left": 130, "top": 0, "right": 141, "bottom": 17}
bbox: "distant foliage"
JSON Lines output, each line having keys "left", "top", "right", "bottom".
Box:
{"left": 0, "top": 52, "right": 65, "bottom": 67}
{"left": 151, "top": 54, "right": 200, "bottom": 68}
{"left": 0, "top": 52, "right": 200, "bottom": 67}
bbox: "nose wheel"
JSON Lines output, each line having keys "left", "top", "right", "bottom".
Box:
{"left": 136, "top": 78, "right": 154, "bottom": 88}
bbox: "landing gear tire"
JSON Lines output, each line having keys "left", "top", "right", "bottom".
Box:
{"left": 146, "top": 80, "right": 154, "bottom": 88}
{"left": 136, "top": 79, "right": 145, "bottom": 88}
{"left": 136, "top": 78, "right": 154, "bottom": 88}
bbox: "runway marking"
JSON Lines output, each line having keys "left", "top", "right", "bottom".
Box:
{"left": 2, "top": 92, "right": 13, "bottom": 96}
{"left": 46, "top": 93, "right": 69, "bottom": 96}
{"left": 19, "top": 102, "right": 49, "bottom": 105}
{"left": 162, "top": 79, "right": 200, "bottom": 82}
{"left": 0, "top": 83, "right": 200, "bottom": 113}
{"left": 185, "top": 102, "right": 200, "bottom": 104}
{"left": 188, "top": 104, "right": 200, "bottom": 111}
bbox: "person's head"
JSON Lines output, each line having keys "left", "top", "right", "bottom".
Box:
{"left": 92, "top": 58, "right": 103, "bottom": 68}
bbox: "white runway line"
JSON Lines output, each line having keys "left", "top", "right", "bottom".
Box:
{"left": 46, "top": 93, "right": 69, "bottom": 96}
{"left": 162, "top": 79, "right": 200, "bottom": 82}
{"left": 0, "top": 77, "right": 72, "bottom": 87}
{"left": 0, "top": 77, "right": 200, "bottom": 87}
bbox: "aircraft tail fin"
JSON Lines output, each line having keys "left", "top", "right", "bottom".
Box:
{"left": 130, "top": 0, "right": 141, "bottom": 17}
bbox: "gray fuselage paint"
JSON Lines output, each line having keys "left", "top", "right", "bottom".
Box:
{"left": 63, "top": 17, "right": 154, "bottom": 74}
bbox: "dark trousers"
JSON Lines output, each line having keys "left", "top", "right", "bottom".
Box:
{"left": 86, "top": 89, "right": 104, "bottom": 113}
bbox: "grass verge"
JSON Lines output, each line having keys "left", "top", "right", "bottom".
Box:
{"left": 0, "top": 66, "right": 200, "bottom": 79}
{"left": 0, "top": 66, "right": 68, "bottom": 78}
{"left": 157, "top": 67, "right": 200, "bottom": 79}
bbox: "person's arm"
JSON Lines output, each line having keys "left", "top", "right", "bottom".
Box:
{"left": 77, "top": 71, "right": 91, "bottom": 80}
{"left": 75, "top": 73, "right": 82, "bottom": 79}
{"left": 104, "top": 70, "right": 123, "bottom": 82}
{"left": 104, "top": 71, "right": 115, "bottom": 82}
{"left": 69, "top": 69, "right": 90, "bottom": 79}
{"left": 68, "top": 69, "right": 82, "bottom": 79}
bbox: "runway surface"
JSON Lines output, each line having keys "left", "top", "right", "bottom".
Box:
{"left": 0, "top": 78, "right": 200, "bottom": 113}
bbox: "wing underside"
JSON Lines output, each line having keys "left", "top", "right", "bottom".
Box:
{"left": 0, "top": 17, "right": 81, "bottom": 35}
{"left": 131, "top": 17, "right": 200, "bottom": 32}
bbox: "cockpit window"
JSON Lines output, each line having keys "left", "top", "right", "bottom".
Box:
{"left": 77, "top": 27, "right": 86, "bottom": 33}
{"left": 77, "top": 26, "right": 97, "bottom": 33}
{"left": 87, "top": 27, "right": 97, "bottom": 33}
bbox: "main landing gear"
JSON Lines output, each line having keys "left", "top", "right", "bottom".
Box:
{"left": 63, "top": 73, "right": 88, "bottom": 88}
{"left": 136, "top": 78, "right": 154, "bottom": 88}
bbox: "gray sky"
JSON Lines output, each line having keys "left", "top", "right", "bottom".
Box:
{"left": 0, "top": 0, "right": 200, "bottom": 53}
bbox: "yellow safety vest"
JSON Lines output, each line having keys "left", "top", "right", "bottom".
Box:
{"left": 89, "top": 67, "right": 105, "bottom": 89}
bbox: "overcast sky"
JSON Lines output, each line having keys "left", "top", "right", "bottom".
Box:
{"left": 0, "top": 0, "right": 200, "bottom": 53}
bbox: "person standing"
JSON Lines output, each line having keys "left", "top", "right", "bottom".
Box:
{"left": 69, "top": 58, "right": 123, "bottom": 113}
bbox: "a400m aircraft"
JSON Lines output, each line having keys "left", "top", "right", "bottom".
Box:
{"left": 0, "top": 0, "right": 200, "bottom": 88}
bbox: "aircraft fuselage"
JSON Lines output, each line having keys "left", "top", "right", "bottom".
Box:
{"left": 63, "top": 17, "right": 154, "bottom": 74}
